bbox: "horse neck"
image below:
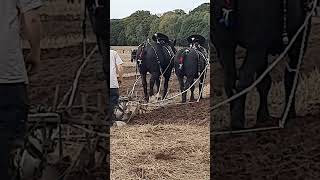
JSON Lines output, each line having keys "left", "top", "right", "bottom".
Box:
{"left": 149, "top": 42, "right": 173, "bottom": 63}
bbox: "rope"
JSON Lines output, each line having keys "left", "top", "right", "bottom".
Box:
{"left": 210, "top": 0, "right": 316, "bottom": 111}
{"left": 280, "top": 15, "right": 310, "bottom": 128}
{"left": 197, "top": 68, "right": 208, "bottom": 102}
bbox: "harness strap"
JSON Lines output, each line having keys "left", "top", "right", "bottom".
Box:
{"left": 219, "top": 0, "right": 234, "bottom": 27}
{"left": 282, "top": 0, "right": 289, "bottom": 45}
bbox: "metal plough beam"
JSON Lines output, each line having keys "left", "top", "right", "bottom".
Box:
{"left": 28, "top": 113, "right": 61, "bottom": 123}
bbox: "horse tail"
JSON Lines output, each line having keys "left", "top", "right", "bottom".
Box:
{"left": 176, "top": 48, "right": 190, "bottom": 72}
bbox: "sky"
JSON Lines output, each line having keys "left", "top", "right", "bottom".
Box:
{"left": 110, "top": 0, "right": 210, "bottom": 19}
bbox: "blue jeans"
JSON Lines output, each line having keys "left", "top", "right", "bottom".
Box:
{"left": 0, "top": 83, "right": 28, "bottom": 179}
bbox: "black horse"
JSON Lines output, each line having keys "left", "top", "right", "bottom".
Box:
{"left": 132, "top": 33, "right": 176, "bottom": 102}
{"left": 174, "top": 35, "right": 208, "bottom": 103}
{"left": 212, "top": 0, "right": 316, "bottom": 129}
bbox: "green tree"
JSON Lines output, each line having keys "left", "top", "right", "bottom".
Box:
{"left": 110, "top": 3, "right": 209, "bottom": 46}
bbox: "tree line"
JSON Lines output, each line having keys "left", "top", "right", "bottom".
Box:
{"left": 110, "top": 3, "right": 209, "bottom": 47}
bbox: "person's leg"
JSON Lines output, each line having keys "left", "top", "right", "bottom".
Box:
{"left": 97, "top": 37, "right": 108, "bottom": 79}
{"left": 109, "top": 88, "right": 120, "bottom": 122}
{"left": 0, "top": 125, "right": 10, "bottom": 179}
{"left": 0, "top": 83, "right": 28, "bottom": 179}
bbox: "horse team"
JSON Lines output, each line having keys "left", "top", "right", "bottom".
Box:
{"left": 131, "top": 33, "right": 209, "bottom": 103}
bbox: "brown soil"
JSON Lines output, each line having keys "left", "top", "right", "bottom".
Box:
{"left": 212, "top": 114, "right": 320, "bottom": 179}
{"left": 130, "top": 98, "right": 210, "bottom": 126}
{"left": 27, "top": 44, "right": 107, "bottom": 109}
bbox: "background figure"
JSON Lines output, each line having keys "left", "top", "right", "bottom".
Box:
{"left": 110, "top": 50, "right": 124, "bottom": 123}
{"left": 85, "top": 0, "right": 109, "bottom": 118}
{"left": 0, "top": 0, "right": 42, "bottom": 178}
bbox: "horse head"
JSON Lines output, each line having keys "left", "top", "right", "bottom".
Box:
{"left": 131, "top": 49, "right": 138, "bottom": 62}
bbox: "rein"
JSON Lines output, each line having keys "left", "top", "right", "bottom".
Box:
{"left": 146, "top": 41, "right": 174, "bottom": 76}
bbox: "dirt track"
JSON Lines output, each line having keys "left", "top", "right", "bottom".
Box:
{"left": 211, "top": 17, "right": 320, "bottom": 179}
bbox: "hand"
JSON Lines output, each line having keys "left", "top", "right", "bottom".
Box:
{"left": 25, "top": 51, "right": 40, "bottom": 75}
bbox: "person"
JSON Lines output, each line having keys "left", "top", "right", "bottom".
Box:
{"left": 0, "top": 0, "right": 42, "bottom": 179}
{"left": 110, "top": 49, "right": 124, "bottom": 123}
{"left": 85, "top": 0, "right": 107, "bottom": 81}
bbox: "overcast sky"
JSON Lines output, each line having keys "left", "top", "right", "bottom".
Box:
{"left": 110, "top": 0, "right": 210, "bottom": 19}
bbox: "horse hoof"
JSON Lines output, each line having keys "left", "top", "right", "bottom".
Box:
{"left": 230, "top": 100, "right": 246, "bottom": 129}
{"left": 287, "top": 111, "right": 297, "bottom": 119}
{"left": 255, "top": 116, "right": 278, "bottom": 128}
{"left": 257, "top": 110, "right": 270, "bottom": 124}
{"left": 231, "top": 114, "right": 245, "bottom": 130}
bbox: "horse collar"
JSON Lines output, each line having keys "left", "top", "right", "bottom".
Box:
{"left": 224, "top": 0, "right": 232, "bottom": 8}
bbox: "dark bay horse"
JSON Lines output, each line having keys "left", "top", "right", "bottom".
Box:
{"left": 174, "top": 36, "right": 208, "bottom": 102}
{"left": 132, "top": 34, "right": 176, "bottom": 102}
{"left": 212, "top": 0, "right": 316, "bottom": 129}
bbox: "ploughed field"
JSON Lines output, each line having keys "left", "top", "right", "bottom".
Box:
{"left": 110, "top": 46, "right": 211, "bottom": 179}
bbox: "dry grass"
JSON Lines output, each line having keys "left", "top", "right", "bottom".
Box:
{"left": 212, "top": 68, "right": 320, "bottom": 130}
{"left": 111, "top": 124, "right": 210, "bottom": 180}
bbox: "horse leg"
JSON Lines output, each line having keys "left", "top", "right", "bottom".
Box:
{"left": 178, "top": 76, "right": 186, "bottom": 103}
{"left": 233, "top": 47, "right": 267, "bottom": 129}
{"left": 256, "top": 56, "right": 272, "bottom": 123}
{"left": 155, "top": 76, "right": 160, "bottom": 95}
{"left": 218, "top": 46, "right": 237, "bottom": 128}
{"left": 162, "top": 73, "right": 170, "bottom": 100}
{"left": 141, "top": 74, "right": 149, "bottom": 102}
{"left": 283, "top": 22, "right": 310, "bottom": 122}
{"left": 186, "top": 76, "right": 195, "bottom": 102}
{"left": 149, "top": 73, "right": 158, "bottom": 97}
